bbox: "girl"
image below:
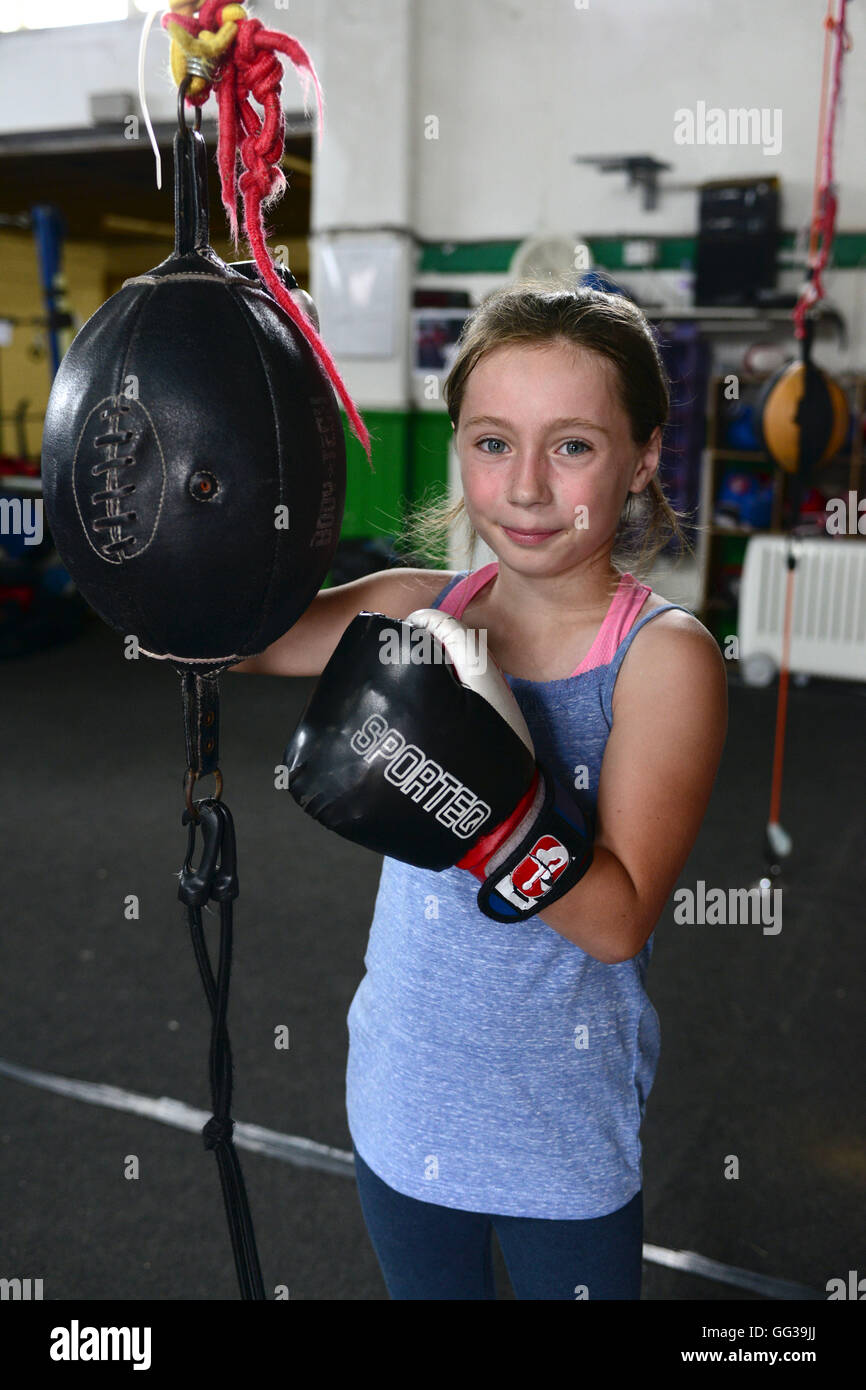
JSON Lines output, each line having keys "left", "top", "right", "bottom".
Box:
{"left": 233, "top": 283, "right": 728, "bottom": 1300}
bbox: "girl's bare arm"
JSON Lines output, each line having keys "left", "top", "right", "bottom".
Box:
{"left": 228, "top": 567, "right": 456, "bottom": 678}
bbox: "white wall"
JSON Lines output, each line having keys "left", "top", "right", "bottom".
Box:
{"left": 2, "top": 0, "right": 863, "bottom": 405}
{"left": 3, "top": 1, "right": 856, "bottom": 231}
{"left": 0, "top": 3, "right": 326, "bottom": 129}
{"left": 411, "top": 0, "right": 866, "bottom": 236}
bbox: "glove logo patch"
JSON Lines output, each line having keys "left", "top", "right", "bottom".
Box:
{"left": 497, "top": 833, "right": 570, "bottom": 908}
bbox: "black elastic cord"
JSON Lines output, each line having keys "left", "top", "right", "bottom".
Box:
{"left": 180, "top": 799, "right": 266, "bottom": 1300}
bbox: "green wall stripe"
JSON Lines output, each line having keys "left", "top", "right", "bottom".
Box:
{"left": 418, "top": 241, "right": 521, "bottom": 273}
{"left": 341, "top": 411, "right": 410, "bottom": 538}
{"left": 418, "top": 232, "right": 866, "bottom": 274}
{"left": 407, "top": 411, "right": 454, "bottom": 500}
{"left": 338, "top": 409, "right": 452, "bottom": 540}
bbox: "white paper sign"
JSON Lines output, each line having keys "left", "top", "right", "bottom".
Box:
{"left": 313, "top": 238, "right": 399, "bottom": 358}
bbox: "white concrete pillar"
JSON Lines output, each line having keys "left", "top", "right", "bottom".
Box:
{"left": 310, "top": 0, "right": 415, "bottom": 411}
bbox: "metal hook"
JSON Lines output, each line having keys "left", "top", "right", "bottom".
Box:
{"left": 177, "top": 73, "right": 204, "bottom": 136}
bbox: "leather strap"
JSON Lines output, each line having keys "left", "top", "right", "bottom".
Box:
{"left": 476, "top": 765, "right": 594, "bottom": 924}
{"left": 180, "top": 670, "right": 221, "bottom": 776}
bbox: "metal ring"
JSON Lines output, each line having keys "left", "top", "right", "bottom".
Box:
{"left": 184, "top": 767, "right": 224, "bottom": 820}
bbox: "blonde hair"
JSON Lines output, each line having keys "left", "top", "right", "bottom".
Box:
{"left": 401, "top": 279, "right": 693, "bottom": 577}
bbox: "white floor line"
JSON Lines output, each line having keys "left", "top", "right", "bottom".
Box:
{"left": 0, "top": 1057, "right": 353, "bottom": 1176}
{"left": 641, "top": 1243, "right": 821, "bottom": 1300}
{"left": 0, "top": 1057, "right": 823, "bottom": 1300}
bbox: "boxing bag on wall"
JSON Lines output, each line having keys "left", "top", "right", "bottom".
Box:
{"left": 41, "top": 117, "right": 345, "bottom": 670}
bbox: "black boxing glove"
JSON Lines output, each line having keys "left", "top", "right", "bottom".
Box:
{"left": 282, "top": 607, "right": 593, "bottom": 923}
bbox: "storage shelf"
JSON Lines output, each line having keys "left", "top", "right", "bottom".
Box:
{"left": 698, "top": 369, "right": 866, "bottom": 641}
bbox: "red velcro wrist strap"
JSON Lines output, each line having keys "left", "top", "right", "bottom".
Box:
{"left": 456, "top": 770, "right": 541, "bottom": 880}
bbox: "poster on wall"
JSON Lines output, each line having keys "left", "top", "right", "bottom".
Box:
{"left": 411, "top": 307, "right": 470, "bottom": 375}
{"left": 313, "top": 237, "right": 400, "bottom": 357}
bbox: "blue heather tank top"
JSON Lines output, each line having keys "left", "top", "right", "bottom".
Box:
{"left": 346, "top": 566, "right": 693, "bottom": 1219}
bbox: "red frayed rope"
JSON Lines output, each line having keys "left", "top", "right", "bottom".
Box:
{"left": 162, "top": 2, "right": 371, "bottom": 461}
{"left": 793, "top": 0, "right": 852, "bottom": 342}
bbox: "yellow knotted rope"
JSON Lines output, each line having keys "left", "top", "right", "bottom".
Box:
{"left": 164, "top": 1, "right": 248, "bottom": 98}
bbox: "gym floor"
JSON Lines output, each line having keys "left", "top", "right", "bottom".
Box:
{"left": 0, "top": 613, "right": 863, "bottom": 1300}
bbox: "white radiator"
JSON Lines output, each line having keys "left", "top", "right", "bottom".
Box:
{"left": 738, "top": 536, "right": 866, "bottom": 685}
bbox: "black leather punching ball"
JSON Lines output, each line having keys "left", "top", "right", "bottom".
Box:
{"left": 41, "top": 113, "right": 345, "bottom": 669}
{"left": 757, "top": 358, "right": 849, "bottom": 474}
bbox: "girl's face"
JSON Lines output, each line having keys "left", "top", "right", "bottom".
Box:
{"left": 454, "top": 340, "right": 660, "bottom": 573}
